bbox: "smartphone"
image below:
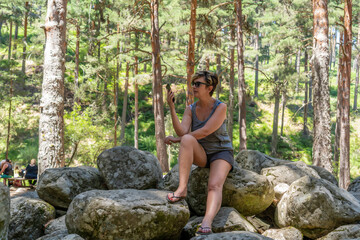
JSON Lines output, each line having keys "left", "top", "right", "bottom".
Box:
{"left": 166, "top": 84, "right": 175, "bottom": 102}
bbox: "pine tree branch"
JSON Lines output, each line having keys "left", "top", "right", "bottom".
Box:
{"left": 206, "top": 2, "right": 233, "bottom": 17}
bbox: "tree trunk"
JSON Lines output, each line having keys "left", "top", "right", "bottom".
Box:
{"left": 303, "top": 50, "right": 309, "bottom": 135}
{"left": 119, "top": 62, "right": 129, "bottom": 145}
{"left": 312, "top": 0, "right": 333, "bottom": 173}
{"left": 280, "top": 91, "right": 286, "bottom": 136}
{"left": 134, "top": 56, "right": 139, "bottom": 149}
{"left": 235, "top": 0, "right": 247, "bottom": 151}
{"left": 332, "top": 28, "right": 337, "bottom": 69}
{"left": 228, "top": 27, "right": 235, "bottom": 143}
{"left": 329, "top": 27, "right": 333, "bottom": 71}
{"left": 5, "top": 21, "right": 13, "bottom": 159}
{"left": 22, "top": 2, "right": 29, "bottom": 75}
{"left": 5, "top": 80, "right": 13, "bottom": 160}
{"left": 38, "top": 0, "right": 67, "bottom": 176}
{"left": 13, "top": 23, "right": 18, "bottom": 58}
{"left": 334, "top": 38, "right": 342, "bottom": 176}
{"left": 353, "top": 14, "right": 360, "bottom": 111}
{"left": 8, "top": 21, "right": 12, "bottom": 60}
{"left": 338, "top": 0, "right": 352, "bottom": 189}
{"left": 206, "top": 57, "right": 210, "bottom": 71}
{"left": 0, "top": 19, "right": 3, "bottom": 39}
{"left": 186, "top": 0, "right": 197, "bottom": 105}
{"left": 272, "top": 76, "right": 280, "bottom": 156}
{"left": 216, "top": 53, "right": 221, "bottom": 99}
{"left": 254, "top": 22, "right": 259, "bottom": 98}
{"left": 74, "top": 21, "right": 80, "bottom": 104}
{"left": 114, "top": 23, "right": 120, "bottom": 147}
{"left": 295, "top": 49, "right": 301, "bottom": 93}
{"left": 151, "top": 0, "right": 168, "bottom": 172}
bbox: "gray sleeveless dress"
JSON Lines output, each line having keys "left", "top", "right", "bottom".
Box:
{"left": 190, "top": 99, "right": 234, "bottom": 168}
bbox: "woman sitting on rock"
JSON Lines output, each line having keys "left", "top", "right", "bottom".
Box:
{"left": 25, "top": 159, "right": 38, "bottom": 186}
{"left": 164, "top": 71, "right": 233, "bottom": 235}
{"left": 0, "top": 159, "right": 14, "bottom": 185}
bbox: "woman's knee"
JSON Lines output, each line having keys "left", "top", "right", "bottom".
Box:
{"left": 207, "top": 181, "right": 223, "bottom": 192}
{"left": 180, "top": 134, "right": 197, "bottom": 147}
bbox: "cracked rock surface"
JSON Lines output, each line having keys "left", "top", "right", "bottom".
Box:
{"left": 37, "top": 166, "right": 107, "bottom": 208}
{"left": 66, "top": 189, "right": 190, "bottom": 240}
{"left": 97, "top": 146, "right": 162, "bottom": 190}
{"left": 275, "top": 176, "right": 360, "bottom": 239}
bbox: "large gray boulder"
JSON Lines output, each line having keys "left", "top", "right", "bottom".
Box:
{"left": 348, "top": 176, "right": 360, "bottom": 201}
{"left": 66, "top": 189, "right": 190, "bottom": 240}
{"left": 44, "top": 215, "right": 66, "bottom": 235}
{"left": 235, "top": 150, "right": 289, "bottom": 173}
{"left": 158, "top": 164, "right": 197, "bottom": 191}
{"left": 275, "top": 176, "right": 360, "bottom": 239}
{"left": 37, "top": 166, "right": 107, "bottom": 209}
{"left": 261, "top": 161, "right": 320, "bottom": 186}
{"left": 262, "top": 227, "right": 303, "bottom": 240}
{"left": 181, "top": 207, "right": 257, "bottom": 239}
{"left": 97, "top": 146, "right": 162, "bottom": 190}
{"left": 308, "top": 165, "right": 338, "bottom": 186}
{"left": 317, "top": 224, "right": 360, "bottom": 240}
{"left": 348, "top": 177, "right": 360, "bottom": 192}
{"left": 0, "top": 183, "right": 10, "bottom": 240}
{"left": 37, "top": 231, "right": 84, "bottom": 240}
{"left": 187, "top": 166, "right": 274, "bottom": 216}
{"left": 235, "top": 150, "right": 338, "bottom": 185}
{"left": 10, "top": 197, "right": 56, "bottom": 240}
{"left": 190, "top": 231, "right": 273, "bottom": 240}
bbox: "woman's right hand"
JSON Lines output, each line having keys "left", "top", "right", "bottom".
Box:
{"left": 166, "top": 89, "right": 175, "bottom": 108}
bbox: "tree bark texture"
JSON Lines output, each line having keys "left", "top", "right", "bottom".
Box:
{"left": 303, "top": 50, "right": 309, "bottom": 135}
{"left": 114, "top": 33, "right": 120, "bottom": 147}
{"left": 216, "top": 53, "right": 221, "bottom": 99}
{"left": 186, "top": 0, "right": 197, "bottom": 106}
{"left": 295, "top": 49, "right": 301, "bottom": 93}
{"left": 235, "top": 0, "right": 247, "bottom": 151}
{"left": 134, "top": 56, "right": 139, "bottom": 149}
{"left": 272, "top": 76, "right": 280, "bottom": 156}
{"left": 334, "top": 39, "right": 342, "bottom": 175}
{"left": 8, "top": 21, "right": 12, "bottom": 61}
{"left": 311, "top": 0, "right": 333, "bottom": 173}
{"left": 74, "top": 20, "right": 80, "bottom": 104}
{"left": 151, "top": 0, "right": 168, "bottom": 172}
{"left": 228, "top": 27, "right": 235, "bottom": 143}
{"left": 119, "top": 62, "right": 129, "bottom": 145}
{"left": 6, "top": 22, "right": 13, "bottom": 159}
{"left": 353, "top": 13, "right": 360, "bottom": 111}
{"left": 38, "top": 0, "right": 67, "bottom": 176}
{"left": 254, "top": 22, "right": 259, "bottom": 98}
{"left": 280, "top": 91, "right": 286, "bottom": 136}
{"left": 22, "top": 1, "right": 29, "bottom": 75}
{"left": 338, "top": 0, "right": 352, "bottom": 189}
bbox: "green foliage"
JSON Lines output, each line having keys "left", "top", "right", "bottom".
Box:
{"left": 0, "top": 0, "right": 359, "bottom": 182}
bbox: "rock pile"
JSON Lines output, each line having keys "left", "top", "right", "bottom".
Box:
{"left": 3, "top": 148, "right": 360, "bottom": 240}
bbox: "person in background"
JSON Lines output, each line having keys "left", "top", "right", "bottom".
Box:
{"left": 0, "top": 159, "right": 14, "bottom": 185}
{"left": 25, "top": 159, "right": 38, "bottom": 186}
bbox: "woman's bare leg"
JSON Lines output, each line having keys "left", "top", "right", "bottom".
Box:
{"left": 167, "top": 134, "right": 207, "bottom": 200}
{"left": 200, "top": 159, "right": 231, "bottom": 231}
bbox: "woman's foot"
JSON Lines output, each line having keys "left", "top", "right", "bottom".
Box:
{"left": 166, "top": 189, "right": 187, "bottom": 203}
{"left": 196, "top": 226, "right": 213, "bottom": 235}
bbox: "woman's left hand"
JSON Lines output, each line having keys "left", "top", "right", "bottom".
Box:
{"left": 164, "top": 136, "right": 180, "bottom": 145}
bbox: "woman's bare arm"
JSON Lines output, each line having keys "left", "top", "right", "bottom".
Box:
{"left": 188, "top": 103, "right": 227, "bottom": 140}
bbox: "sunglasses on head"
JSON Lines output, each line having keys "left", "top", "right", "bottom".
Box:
{"left": 192, "top": 81, "right": 209, "bottom": 88}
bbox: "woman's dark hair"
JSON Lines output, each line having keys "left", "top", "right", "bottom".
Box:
{"left": 191, "top": 71, "right": 218, "bottom": 96}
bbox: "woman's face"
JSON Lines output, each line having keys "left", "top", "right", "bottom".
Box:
{"left": 192, "top": 77, "right": 211, "bottom": 97}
